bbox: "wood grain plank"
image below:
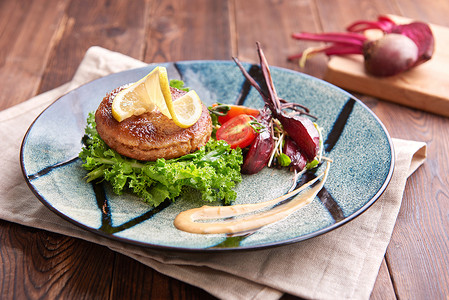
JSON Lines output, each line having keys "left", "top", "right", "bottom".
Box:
{"left": 110, "top": 255, "right": 216, "bottom": 299}
{"left": 24, "top": 1, "right": 150, "bottom": 299}
{"left": 358, "top": 2, "right": 449, "bottom": 299}
{"left": 370, "top": 260, "right": 396, "bottom": 300}
{"left": 355, "top": 75, "right": 449, "bottom": 299}
{"left": 355, "top": 80, "right": 449, "bottom": 298}
{"left": 315, "top": 0, "right": 399, "bottom": 31}
{"left": 394, "top": 0, "right": 449, "bottom": 27}
{"left": 0, "top": 0, "right": 69, "bottom": 109}
{"left": 145, "top": 0, "right": 232, "bottom": 63}
{"left": 0, "top": 221, "right": 115, "bottom": 299}
{"left": 144, "top": 0, "right": 232, "bottom": 63}
{"left": 38, "top": 0, "right": 149, "bottom": 93}
{"left": 388, "top": 157, "right": 449, "bottom": 299}
{"left": 378, "top": 104, "right": 449, "bottom": 299}
{"left": 234, "top": 0, "right": 327, "bottom": 77}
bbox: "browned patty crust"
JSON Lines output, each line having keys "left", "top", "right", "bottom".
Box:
{"left": 95, "top": 86, "right": 213, "bottom": 161}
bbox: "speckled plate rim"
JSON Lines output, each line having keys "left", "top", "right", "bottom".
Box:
{"left": 20, "top": 60, "right": 395, "bottom": 252}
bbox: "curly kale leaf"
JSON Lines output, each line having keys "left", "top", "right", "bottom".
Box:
{"left": 79, "top": 113, "right": 242, "bottom": 207}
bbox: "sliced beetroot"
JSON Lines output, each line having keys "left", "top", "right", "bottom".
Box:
{"left": 241, "top": 111, "right": 274, "bottom": 174}
{"left": 283, "top": 137, "right": 307, "bottom": 171}
{"left": 279, "top": 114, "right": 319, "bottom": 161}
{"left": 391, "top": 22, "right": 434, "bottom": 66}
{"left": 347, "top": 16, "right": 434, "bottom": 64}
{"left": 233, "top": 43, "right": 321, "bottom": 174}
{"left": 241, "top": 129, "right": 274, "bottom": 174}
{"left": 289, "top": 15, "right": 435, "bottom": 77}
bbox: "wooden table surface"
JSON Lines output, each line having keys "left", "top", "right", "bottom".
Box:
{"left": 1, "top": 0, "right": 448, "bottom": 299}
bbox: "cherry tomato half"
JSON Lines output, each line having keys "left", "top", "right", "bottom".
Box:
{"left": 212, "top": 104, "right": 260, "bottom": 125}
{"left": 216, "top": 114, "right": 257, "bottom": 149}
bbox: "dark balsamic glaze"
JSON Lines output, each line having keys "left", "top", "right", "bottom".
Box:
{"left": 28, "top": 157, "right": 80, "bottom": 180}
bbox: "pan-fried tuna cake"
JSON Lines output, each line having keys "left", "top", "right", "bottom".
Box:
{"left": 95, "top": 86, "right": 212, "bottom": 161}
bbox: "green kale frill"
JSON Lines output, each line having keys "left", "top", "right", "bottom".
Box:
{"left": 79, "top": 112, "right": 243, "bottom": 207}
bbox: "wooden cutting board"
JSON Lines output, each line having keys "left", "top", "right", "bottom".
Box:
{"left": 324, "top": 15, "right": 449, "bottom": 117}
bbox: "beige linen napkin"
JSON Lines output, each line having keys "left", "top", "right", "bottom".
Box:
{"left": 0, "top": 47, "right": 427, "bottom": 300}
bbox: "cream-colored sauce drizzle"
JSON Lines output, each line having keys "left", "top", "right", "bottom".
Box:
{"left": 174, "top": 161, "right": 331, "bottom": 234}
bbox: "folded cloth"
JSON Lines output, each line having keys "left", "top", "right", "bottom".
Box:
{"left": 0, "top": 46, "right": 427, "bottom": 300}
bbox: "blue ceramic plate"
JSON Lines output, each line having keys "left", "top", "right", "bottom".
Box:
{"left": 21, "top": 61, "right": 394, "bottom": 251}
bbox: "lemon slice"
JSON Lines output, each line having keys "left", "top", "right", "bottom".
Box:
{"left": 112, "top": 66, "right": 172, "bottom": 122}
{"left": 111, "top": 66, "right": 202, "bottom": 128}
{"left": 168, "top": 90, "right": 203, "bottom": 128}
